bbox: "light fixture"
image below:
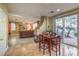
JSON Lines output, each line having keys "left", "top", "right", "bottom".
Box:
{"left": 50, "top": 11, "right": 54, "bottom": 13}
{"left": 57, "top": 9, "right": 60, "bottom": 12}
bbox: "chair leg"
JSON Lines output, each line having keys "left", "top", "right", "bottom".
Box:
{"left": 43, "top": 43, "right": 45, "bottom": 55}
{"left": 59, "top": 44, "right": 60, "bottom": 56}
{"left": 48, "top": 42, "right": 51, "bottom": 56}
{"left": 56, "top": 44, "right": 57, "bottom": 56}
{"left": 39, "top": 42, "right": 41, "bottom": 51}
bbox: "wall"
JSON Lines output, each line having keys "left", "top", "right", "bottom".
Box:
{"left": 47, "top": 17, "right": 53, "bottom": 31}
{"left": 37, "top": 16, "right": 53, "bottom": 35}
{"left": 0, "top": 4, "right": 8, "bottom": 55}
{"left": 37, "top": 17, "right": 47, "bottom": 34}
{"left": 19, "top": 23, "right": 33, "bottom": 31}
{"left": 9, "top": 21, "right": 33, "bottom": 37}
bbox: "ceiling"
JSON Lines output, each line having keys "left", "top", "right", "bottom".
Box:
{"left": 6, "top": 3, "right": 79, "bottom": 23}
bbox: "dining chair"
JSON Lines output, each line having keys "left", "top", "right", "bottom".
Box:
{"left": 51, "top": 36, "right": 61, "bottom": 56}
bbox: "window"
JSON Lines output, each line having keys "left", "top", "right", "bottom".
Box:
{"left": 55, "top": 15, "right": 77, "bottom": 56}
{"left": 56, "top": 18, "right": 63, "bottom": 36}
{"left": 33, "top": 23, "right": 37, "bottom": 30}
{"left": 64, "top": 15, "right": 77, "bottom": 46}
{"left": 11, "top": 23, "right": 16, "bottom": 31}
{"left": 56, "top": 15, "right": 77, "bottom": 46}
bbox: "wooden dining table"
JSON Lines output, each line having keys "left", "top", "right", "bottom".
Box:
{"left": 39, "top": 33, "right": 61, "bottom": 56}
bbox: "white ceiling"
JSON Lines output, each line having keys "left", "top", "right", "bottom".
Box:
{"left": 6, "top": 3, "right": 79, "bottom": 23}
{"left": 8, "top": 13, "right": 40, "bottom": 23}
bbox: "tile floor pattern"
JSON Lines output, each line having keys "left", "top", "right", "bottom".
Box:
{"left": 5, "top": 36, "right": 78, "bottom": 56}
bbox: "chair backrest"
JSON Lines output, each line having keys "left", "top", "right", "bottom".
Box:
{"left": 50, "top": 32, "right": 56, "bottom": 36}
{"left": 55, "top": 36, "right": 61, "bottom": 43}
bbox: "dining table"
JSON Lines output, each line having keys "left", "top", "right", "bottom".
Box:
{"left": 39, "top": 33, "right": 61, "bottom": 56}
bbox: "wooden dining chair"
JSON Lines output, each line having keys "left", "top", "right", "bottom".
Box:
{"left": 39, "top": 34, "right": 52, "bottom": 56}
{"left": 51, "top": 36, "right": 61, "bottom": 56}
{"left": 39, "top": 34, "right": 43, "bottom": 51}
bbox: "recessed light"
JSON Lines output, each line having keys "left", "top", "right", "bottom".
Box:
{"left": 50, "top": 11, "right": 54, "bottom": 13}
{"left": 57, "top": 9, "right": 60, "bottom": 12}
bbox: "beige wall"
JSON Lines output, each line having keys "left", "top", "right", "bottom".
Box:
{"left": 19, "top": 23, "right": 27, "bottom": 31}
{"left": 47, "top": 17, "right": 53, "bottom": 31}
{"left": 37, "top": 16, "right": 53, "bottom": 34}
{"left": 37, "top": 17, "right": 47, "bottom": 34}
{"left": 0, "top": 4, "right": 8, "bottom": 55}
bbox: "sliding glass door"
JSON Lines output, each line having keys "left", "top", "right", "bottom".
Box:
{"left": 64, "top": 15, "right": 77, "bottom": 46}
{"left": 56, "top": 15, "right": 77, "bottom": 46}
{"left": 55, "top": 14, "right": 77, "bottom": 56}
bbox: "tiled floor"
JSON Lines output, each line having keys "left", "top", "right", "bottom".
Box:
{"left": 5, "top": 37, "right": 56, "bottom": 56}
{"left": 5, "top": 36, "right": 78, "bottom": 56}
